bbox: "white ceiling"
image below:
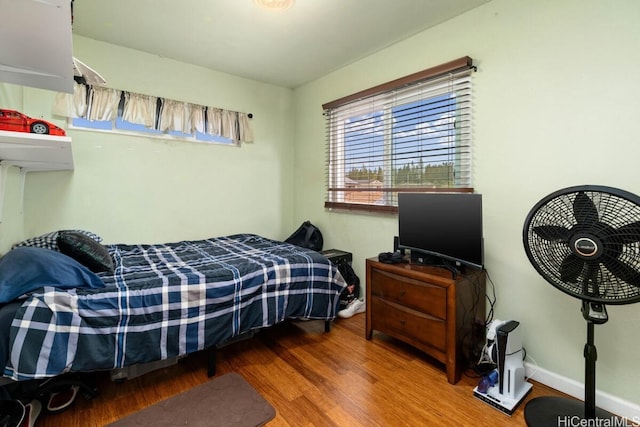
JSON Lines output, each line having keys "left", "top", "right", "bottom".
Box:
{"left": 72, "top": 0, "right": 490, "bottom": 88}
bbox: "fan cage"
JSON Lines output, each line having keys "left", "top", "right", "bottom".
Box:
{"left": 524, "top": 187, "right": 640, "bottom": 304}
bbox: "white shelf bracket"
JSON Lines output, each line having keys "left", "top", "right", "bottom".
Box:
{"left": 0, "top": 161, "right": 28, "bottom": 223}
{"left": 19, "top": 168, "right": 27, "bottom": 216}
{"left": 0, "top": 162, "right": 10, "bottom": 223}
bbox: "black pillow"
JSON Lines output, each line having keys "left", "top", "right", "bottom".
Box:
{"left": 57, "top": 231, "right": 114, "bottom": 273}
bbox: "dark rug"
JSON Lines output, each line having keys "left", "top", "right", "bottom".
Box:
{"left": 107, "top": 373, "right": 276, "bottom": 427}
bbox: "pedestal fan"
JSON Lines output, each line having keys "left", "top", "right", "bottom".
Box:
{"left": 522, "top": 185, "right": 640, "bottom": 425}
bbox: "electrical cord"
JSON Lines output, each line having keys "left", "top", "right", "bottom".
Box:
{"left": 523, "top": 347, "right": 539, "bottom": 382}
{"left": 457, "top": 266, "right": 499, "bottom": 377}
{"left": 464, "top": 267, "right": 498, "bottom": 378}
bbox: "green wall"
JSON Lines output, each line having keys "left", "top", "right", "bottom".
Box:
{"left": 292, "top": 0, "right": 640, "bottom": 408}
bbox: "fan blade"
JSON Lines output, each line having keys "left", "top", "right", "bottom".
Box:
{"left": 533, "top": 225, "right": 571, "bottom": 241}
{"left": 615, "top": 221, "right": 640, "bottom": 244}
{"left": 560, "top": 253, "right": 584, "bottom": 282}
{"left": 603, "top": 258, "right": 640, "bottom": 288}
{"left": 573, "top": 192, "right": 599, "bottom": 225}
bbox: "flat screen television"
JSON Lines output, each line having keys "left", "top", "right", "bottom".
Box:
{"left": 398, "top": 192, "right": 484, "bottom": 270}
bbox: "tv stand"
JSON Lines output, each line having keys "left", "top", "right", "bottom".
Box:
{"left": 409, "top": 252, "right": 460, "bottom": 279}
{"left": 440, "top": 260, "right": 461, "bottom": 279}
{"left": 409, "top": 251, "right": 441, "bottom": 266}
{"left": 366, "top": 258, "right": 486, "bottom": 384}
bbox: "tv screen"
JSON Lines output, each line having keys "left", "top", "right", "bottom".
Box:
{"left": 398, "top": 192, "right": 483, "bottom": 270}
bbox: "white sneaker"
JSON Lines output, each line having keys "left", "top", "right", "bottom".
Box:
{"left": 338, "top": 298, "right": 366, "bottom": 318}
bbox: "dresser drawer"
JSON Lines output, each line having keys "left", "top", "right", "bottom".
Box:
{"left": 371, "top": 297, "right": 446, "bottom": 355}
{"left": 370, "top": 269, "right": 447, "bottom": 319}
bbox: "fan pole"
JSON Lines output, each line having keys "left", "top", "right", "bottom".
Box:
{"left": 524, "top": 303, "right": 616, "bottom": 426}
{"left": 581, "top": 300, "right": 609, "bottom": 419}
{"left": 584, "top": 321, "right": 597, "bottom": 419}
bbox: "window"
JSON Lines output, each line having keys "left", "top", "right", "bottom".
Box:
{"left": 323, "top": 57, "right": 475, "bottom": 213}
{"left": 54, "top": 84, "right": 253, "bottom": 145}
{"left": 71, "top": 116, "right": 234, "bottom": 144}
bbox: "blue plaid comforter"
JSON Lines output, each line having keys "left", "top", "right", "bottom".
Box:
{"left": 4, "top": 234, "right": 347, "bottom": 380}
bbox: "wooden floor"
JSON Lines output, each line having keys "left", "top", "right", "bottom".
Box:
{"left": 35, "top": 314, "right": 571, "bottom": 427}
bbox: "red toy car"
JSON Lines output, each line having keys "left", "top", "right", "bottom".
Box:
{"left": 0, "top": 109, "right": 66, "bottom": 136}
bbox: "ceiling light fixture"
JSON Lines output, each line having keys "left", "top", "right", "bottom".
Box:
{"left": 253, "top": 0, "right": 295, "bottom": 10}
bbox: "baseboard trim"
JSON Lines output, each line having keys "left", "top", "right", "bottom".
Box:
{"left": 524, "top": 362, "right": 640, "bottom": 422}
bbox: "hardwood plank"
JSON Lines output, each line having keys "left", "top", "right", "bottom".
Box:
{"left": 33, "top": 315, "right": 572, "bottom": 427}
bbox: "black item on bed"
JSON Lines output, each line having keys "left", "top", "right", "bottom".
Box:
{"left": 56, "top": 230, "right": 114, "bottom": 273}
{"left": 285, "top": 221, "right": 324, "bottom": 251}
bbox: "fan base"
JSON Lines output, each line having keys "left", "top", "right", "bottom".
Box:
{"left": 524, "top": 396, "right": 624, "bottom": 426}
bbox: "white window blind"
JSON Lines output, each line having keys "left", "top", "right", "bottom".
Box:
{"left": 323, "top": 57, "right": 476, "bottom": 213}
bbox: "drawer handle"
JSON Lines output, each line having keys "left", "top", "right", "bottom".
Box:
{"left": 399, "top": 319, "right": 406, "bottom": 325}
{"left": 399, "top": 290, "right": 405, "bottom": 297}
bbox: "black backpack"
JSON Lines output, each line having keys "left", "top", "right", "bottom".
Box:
{"left": 285, "top": 221, "right": 323, "bottom": 251}
{"left": 336, "top": 261, "right": 360, "bottom": 309}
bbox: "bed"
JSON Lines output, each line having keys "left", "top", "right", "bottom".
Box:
{"left": 0, "top": 231, "right": 347, "bottom": 383}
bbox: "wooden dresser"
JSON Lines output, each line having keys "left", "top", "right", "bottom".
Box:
{"left": 365, "top": 258, "right": 486, "bottom": 384}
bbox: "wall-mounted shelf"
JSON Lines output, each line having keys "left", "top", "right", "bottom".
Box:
{"left": 0, "top": 130, "right": 73, "bottom": 171}
{"left": 0, "top": 130, "right": 73, "bottom": 222}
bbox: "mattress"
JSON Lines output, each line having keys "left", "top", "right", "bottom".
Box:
{"left": 2, "top": 234, "right": 346, "bottom": 381}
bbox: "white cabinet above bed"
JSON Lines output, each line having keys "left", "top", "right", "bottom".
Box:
{"left": 0, "top": 130, "right": 73, "bottom": 171}
{"left": 0, "top": 0, "right": 74, "bottom": 93}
